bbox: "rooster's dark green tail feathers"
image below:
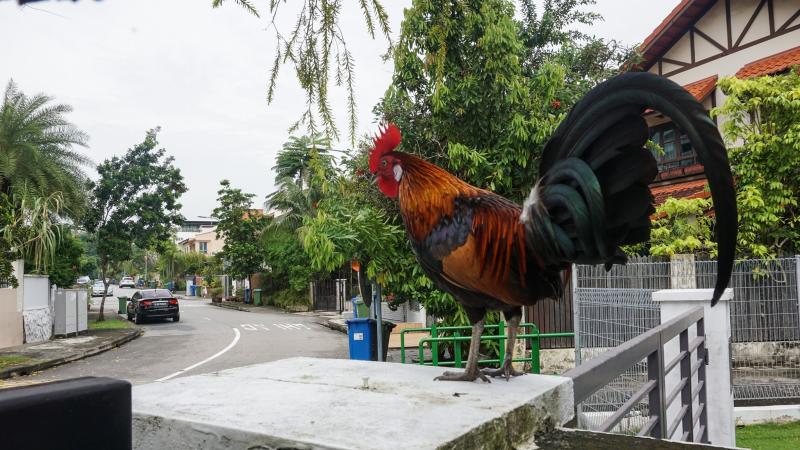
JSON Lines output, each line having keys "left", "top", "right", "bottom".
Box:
{"left": 522, "top": 72, "right": 737, "bottom": 306}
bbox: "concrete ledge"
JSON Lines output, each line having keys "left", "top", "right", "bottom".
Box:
{"left": 735, "top": 404, "right": 800, "bottom": 425}
{"left": 132, "top": 357, "right": 573, "bottom": 450}
{"left": 652, "top": 288, "right": 733, "bottom": 302}
{"left": 209, "top": 302, "right": 251, "bottom": 312}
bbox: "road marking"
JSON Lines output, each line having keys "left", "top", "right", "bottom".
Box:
{"left": 204, "top": 317, "right": 211, "bottom": 321}
{"left": 155, "top": 327, "right": 241, "bottom": 382}
{"left": 240, "top": 323, "right": 270, "bottom": 331}
{"left": 273, "top": 323, "right": 312, "bottom": 330}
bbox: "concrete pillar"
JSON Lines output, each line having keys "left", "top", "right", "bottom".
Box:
{"left": 12, "top": 259, "right": 24, "bottom": 312}
{"left": 653, "top": 288, "right": 734, "bottom": 447}
{"left": 670, "top": 254, "right": 696, "bottom": 289}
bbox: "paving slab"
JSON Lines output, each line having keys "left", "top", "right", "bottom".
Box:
{"left": 132, "top": 357, "right": 573, "bottom": 450}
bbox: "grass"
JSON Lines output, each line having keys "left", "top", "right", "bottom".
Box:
{"left": 737, "top": 421, "right": 800, "bottom": 450}
{"left": 0, "top": 355, "right": 31, "bottom": 370}
{"left": 89, "top": 318, "right": 133, "bottom": 330}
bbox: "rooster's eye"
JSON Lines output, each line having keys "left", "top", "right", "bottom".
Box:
{"left": 381, "top": 159, "right": 388, "bottom": 168}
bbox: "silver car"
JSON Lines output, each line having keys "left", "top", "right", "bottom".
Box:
{"left": 92, "top": 280, "right": 113, "bottom": 297}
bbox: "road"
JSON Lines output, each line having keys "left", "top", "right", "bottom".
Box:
{"left": 16, "top": 286, "right": 348, "bottom": 386}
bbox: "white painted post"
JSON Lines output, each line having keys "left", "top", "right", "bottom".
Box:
{"left": 653, "top": 288, "right": 734, "bottom": 447}
{"left": 12, "top": 259, "right": 24, "bottom": 313}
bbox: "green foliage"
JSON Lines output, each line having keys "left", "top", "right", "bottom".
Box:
{"left": 1, "top": 190, "right": 64, "bottom": 275}
{"left": 46, "top": 228, "right": 85, "bottom": 288}
{"left": 212, "top": 180, "right": 264, "bottom": 284}
{"left": 736, "top": 420, "right": 800, "bottom": 450}
{"left": 0, "top": 79, "right": 90, "bottom": 218}
{"left": 714, "top": 71, "right": 800, "bottom": 257}
{"left": 84, "top": 128, "right": 187, "bottom": 320}
{"left": 214, "top": 0, "right": 391, "bottom": 143}
{"left": 648, "top": 198, "right": 717, "bottom": 257}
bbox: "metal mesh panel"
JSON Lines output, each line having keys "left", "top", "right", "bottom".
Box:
{"left": 575, "top": 256, "right": 800, "bottom": 414}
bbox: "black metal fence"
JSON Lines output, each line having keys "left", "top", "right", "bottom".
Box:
{"left": 310, "top": 269, "right": 355, "bottom": 312}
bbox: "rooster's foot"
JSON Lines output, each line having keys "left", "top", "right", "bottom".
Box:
{"left": 434, "top": 370, "right": 490, "bottom": 383}
{"left": 481, "top": 364, "right": 525, "bottom": 381}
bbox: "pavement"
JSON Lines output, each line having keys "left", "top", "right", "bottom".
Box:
{"left": 0, "top": 327, "right": 142, "bottom": 380}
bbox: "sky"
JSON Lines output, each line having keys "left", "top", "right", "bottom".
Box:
{"left": 0, "top": 0, "right": 679, "bottom": 218}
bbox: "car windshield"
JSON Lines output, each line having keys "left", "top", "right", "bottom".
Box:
{"left": 141, "top": 289, "right": 172, "bottom": 299}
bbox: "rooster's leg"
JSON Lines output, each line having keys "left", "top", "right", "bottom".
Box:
{"left": 434, "top": 317, "right": 490, "bottom": 383}
{"left": 482, "top": 310, "right": 525, "bottom": 380}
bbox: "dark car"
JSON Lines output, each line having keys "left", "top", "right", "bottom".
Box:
{"left": 126, "top": 289, "right": 179, "bottom": 324}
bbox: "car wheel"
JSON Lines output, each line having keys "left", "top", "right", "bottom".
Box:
{"left": 127, "top": 312, "right": 132, "bottom": 321}
{"left": 173, "top": 314, "right": 180, "bottom": 322}
{"left": 134, "top": 313, "right": 143, "bottom": 325}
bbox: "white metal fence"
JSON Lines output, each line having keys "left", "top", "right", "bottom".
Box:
{"left": 574, "top": 255, "right": 800, "bottom": 430}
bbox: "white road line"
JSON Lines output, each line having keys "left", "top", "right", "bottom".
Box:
{"left": 155, "top": 328, "right": 241, "bottom": 382}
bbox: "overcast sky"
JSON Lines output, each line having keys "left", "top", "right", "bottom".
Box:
{"left": 0, "top": 0, "right": 679, "bottom": 218}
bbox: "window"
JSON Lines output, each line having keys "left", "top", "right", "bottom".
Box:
{"left": 649, "top": 122, "right": 698, "bottom": 174}
{"left": 199, "top": 242, "right": 208, "bottom": 254}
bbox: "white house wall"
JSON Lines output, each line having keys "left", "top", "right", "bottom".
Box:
{"left": 647, "top": 0, "right": 800, "bottom": 111}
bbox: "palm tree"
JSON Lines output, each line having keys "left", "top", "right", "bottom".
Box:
{"left": 266, "top": 134, "right": 334, "bottom": 229}
{"left": 271, "top": 134, "right": 333, "bottom": 189}
{"left": 0, "top": 79, "right": 91, "bottom": 216}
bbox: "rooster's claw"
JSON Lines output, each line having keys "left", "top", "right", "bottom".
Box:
{"left": 434, "top": 370, "right": 491, "bottom": 383}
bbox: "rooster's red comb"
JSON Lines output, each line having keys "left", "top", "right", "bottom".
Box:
{"left": 369, "top": 124, "right": 401, "bottom": 173}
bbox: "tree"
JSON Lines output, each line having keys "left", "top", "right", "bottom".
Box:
{"left": 46, "top": 229, "right": 85, "bottom": 288}
{"left": 648, "top": 198, "right": 717, "bottom": 257}
{"left": 84, "top": 128, "right": 187, "bottom": 321}
{"left": 714, "top": 71, "right": 800, "bottom": 257}
{"left": 1, "top": 189, "right": 65, "bottom": 278}
{"left": 212, "top": 0, "right": 391, "bottom": 143}
{"left": 212, "top": 180, "right": 264, "bottom": 294}
{"left": 266, "top": 134, "right": 333, "bottom": 229}
{"left": 0, "top": 80, "right": 91, "bottom": 217}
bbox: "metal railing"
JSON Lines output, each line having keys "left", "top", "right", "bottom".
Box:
{"left": 576, "top": 256, "right": 800, "bottom": 403}
{"left": 564, "top": 306, "right": 708, "bottom": 443}
{"left": 400, "top": 322, "right": 574, "bottom": 374}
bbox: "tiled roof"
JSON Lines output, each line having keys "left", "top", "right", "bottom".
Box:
{"left": 637, "top": 0, "right": 716, "bottom": 71}
{"left": 650, "top": 178, "right": 710, "bottom": 207}
{"left": 736, "top": 45, "right": 800, "bottom": 78}
{"left": 683, "top": 75, "right": 717, "bottom": 101}
{"left": 644, "top": 76, "right": 716, "bottom": 114}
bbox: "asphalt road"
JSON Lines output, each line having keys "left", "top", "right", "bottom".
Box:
{"left": 18, "top": 286, "right": 348, "bottom": 386}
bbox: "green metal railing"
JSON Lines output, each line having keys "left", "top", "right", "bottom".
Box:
{"left": 399, "top": 322, "right": 574, "bottom": 374}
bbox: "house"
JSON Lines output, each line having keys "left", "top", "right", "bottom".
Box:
{"left": 175, "top": 217, "right": 219, "bottom": 244}
{"left": 179, "top": 228, "right": 225, "bottom": 255}
{"left": 637, "top": 0, "right": 800, "bottom": 204}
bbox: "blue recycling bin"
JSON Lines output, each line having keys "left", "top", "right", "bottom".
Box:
{"left": 190, "top": 285, "right": 198, "bottom": 296}
{"left": 244, "top": 288, "right": 251, "bottom": 304}
{"left": 346, "top": 318, "right": 374, "bottom": 361}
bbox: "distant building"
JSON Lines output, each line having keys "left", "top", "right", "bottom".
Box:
{"left": 179, "top": 228, "right": 225, "bottom": 256}
{"left": 175, "top": 217, "right": 218, "bottom": 244}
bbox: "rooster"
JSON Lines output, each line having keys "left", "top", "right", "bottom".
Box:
{"left": 369, "top": 72, "right": 737, "bottom": 382}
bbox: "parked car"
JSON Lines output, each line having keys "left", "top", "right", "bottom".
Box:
{"left": 76, "top": 276, "right": 91, "bottom": 286}
{"left": 91, "top": 280, "right": 113, "bottom": 297}
{"left": 119, "top": 276, "right": 136, "bottom": 288}
{"left": 126, "top": 289, "right": 179, "bottom": 324}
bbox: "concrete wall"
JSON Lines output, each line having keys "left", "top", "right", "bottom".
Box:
{"left": 0, "top": 260, "right": 25, "bottom": 348}
{"left": 22, "top": 275, "right": 53, "bottom": 344}
{"left": 0, "top": 288, "right": 23, "bottom": 348}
